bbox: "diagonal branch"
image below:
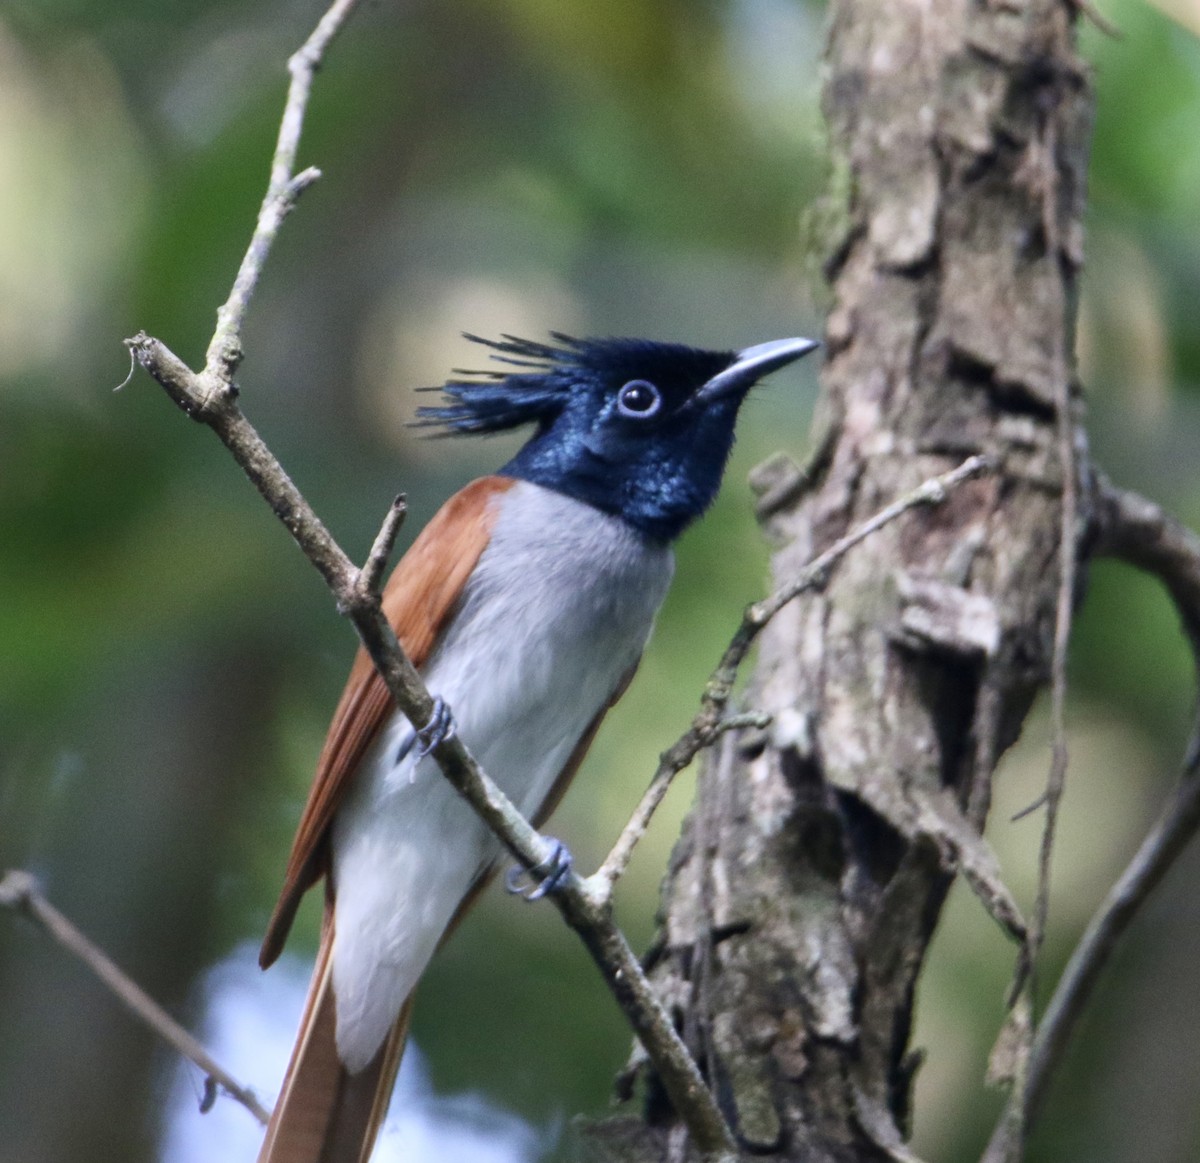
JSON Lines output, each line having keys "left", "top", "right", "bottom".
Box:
{"left": 985, "top": 477, "right": 1200, "bottom": 1154}
{"left": 126, "top": 329, "right": 738, "bottom": 1161}
{"left": 0, "top": 870, "right": 270, "bottom": 1126}
{"left": 1023, "top": 757, "right": 1200, "bottom": 1128}
{"left": 591, "top": 454, "right": 994, "bottom": 894}
{"left": 121, "top": 0, "right": 748, "bottom": 1151}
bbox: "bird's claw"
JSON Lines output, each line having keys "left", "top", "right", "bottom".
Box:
{"left": 506, "top": 840, "right": 573, "bottom": 901}
{"left": 415, "top": 697, "right": 456, "bottom": 759}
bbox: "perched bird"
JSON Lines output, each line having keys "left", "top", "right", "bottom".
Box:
{"left": 257, "top": 332, "right": 819, "bottom": 1163}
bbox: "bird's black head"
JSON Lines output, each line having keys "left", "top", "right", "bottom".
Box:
{"left": 415, "top": 332, "right": 818, "bottom": 542}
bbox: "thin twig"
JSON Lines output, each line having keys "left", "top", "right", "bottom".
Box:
{"left": 1025, "top": 763, "right": 1200, "bottom": 1123}
{"left": 590, "top": 454, "right": 994, "bottom": 893}
{"left": 0, "top": 870, "right": 270, "bottom": 1126}
{"left": 1071, "top": 0, "right": 1123, "bottom": 38}
{"left": 983, "top": 479, "right": 1200, "bottom": 1145}
{"left": 126, "top": 331, "right": 737, "bottom": 1161}
{"left": 1033, "top": 112, "right": 1078, "bottom": 971}
{"left": 123, "top": 1, "right": 736, "bottom": 1150}
{"left": 966, "top": 668, "right": 1003, "bottom": 829}
{"left": 113, "top": 346, "right": 137, "bottom": 392}
{"left": 359, "top": 494, "right": 407, "bottom": 597}
{"left": 204, "top": 0, "right": 362, "bottom": 384}
{"left": 681, "top": 732, "right": 739, "bottom": 1160}
{"left": 984, "top": 109, "right": 1081, "bottom": 1163}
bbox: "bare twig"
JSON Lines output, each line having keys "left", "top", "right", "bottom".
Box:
{"left": 590, "top": 454, "right": 994, "bottom": 892}
{"left": 0, "top": 870, "right": 270, "bottom": 1126}
{"left": 125, "top": 332, "right": 738, "bottom": 1160}
{"left": 359, "top": 494, "right": 407, "bottom": 598}
{"left": 113, "top": 346, "right": 137, "bottom": 392}
{"left": 204, "top": 0, "right": 362, "bottom": 384}
{"left": 982, "top": 479, "right": 1200, "bottom": 1151}
{"left": 122, "top": 3, "right": 737, "bottom": 1142}
{"left": 1026, "top": 761, "right": 1200, "bottom": 1122}
{"left": 982, "top": 106, "right": 1082, "bottom": 1163}
{"left": 1033, "top": 112, "right": 1079, "bottom": 969}
{"left": 1070, "top": 0, "right": 1123, "bottom": 38}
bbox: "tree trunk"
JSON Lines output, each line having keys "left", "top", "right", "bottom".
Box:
{"left": 587, "top": 1, "right": 1094, "bottom": 1158}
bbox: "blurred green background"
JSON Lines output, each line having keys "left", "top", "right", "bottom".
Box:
{"left": 0, "top": 1, "right": 1197, "bottom": 1161}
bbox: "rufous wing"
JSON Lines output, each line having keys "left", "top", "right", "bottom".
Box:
{"left": 259, "top": 475, "right": 516, "bottom": 968}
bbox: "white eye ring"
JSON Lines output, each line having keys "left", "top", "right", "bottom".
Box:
{"left": 616, "top": 379, "right": 662, "bottom": 419}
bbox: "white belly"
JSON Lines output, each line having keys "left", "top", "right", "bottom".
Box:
{"left": 329, "top": 481, "right": 673, "bottom": 1070}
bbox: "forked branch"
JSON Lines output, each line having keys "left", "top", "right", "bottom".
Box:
{"left": 125, "top": 0, "right": 735, "bottom": 1152}
{"left": 984, "top": 476, "right": 1200, "bottom": 1158}
{"left": 592, "top": 454, "right": 993, "bottom": 894}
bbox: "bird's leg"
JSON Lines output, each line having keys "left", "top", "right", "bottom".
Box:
{"left": 415, "top": 697, "right": 456, "bottom": 758}
{"left": 506, "top": 840, "right": 573, "bottom": 901}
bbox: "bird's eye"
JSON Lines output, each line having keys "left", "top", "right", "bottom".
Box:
{"left": 616, "top": 379, "right": 662, "bottom": 419}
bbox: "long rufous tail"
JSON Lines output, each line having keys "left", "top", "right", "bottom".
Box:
{"left": 257, "top": 910, "right": 411, "bottom": 1163}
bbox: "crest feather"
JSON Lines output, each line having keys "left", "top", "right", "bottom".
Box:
{"left": 413, "top": 333, "right": 589, "bottom": 436}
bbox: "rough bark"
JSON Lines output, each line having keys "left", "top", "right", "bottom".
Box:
{"left": 586, "top": 1, "right": 1094, "bottom": 1159}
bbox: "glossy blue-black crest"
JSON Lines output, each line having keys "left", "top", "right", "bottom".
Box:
{"left": 413, "top": 333, "right": 733, "bottom": 436}
{"left": 416, "top": 332, "right": 811, "bottom": 543}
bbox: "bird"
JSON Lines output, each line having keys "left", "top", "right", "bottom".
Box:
{"left": 256, "top": 330, "right": 819, "bottom": 1163}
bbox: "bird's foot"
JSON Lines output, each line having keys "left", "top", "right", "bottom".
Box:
{"left": 415, "top": 697, "right": 456, "bottom": 758}
{"left": 506, "top": 840, "right": 573, "bottom": 901}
